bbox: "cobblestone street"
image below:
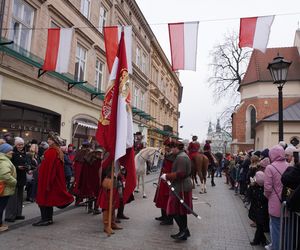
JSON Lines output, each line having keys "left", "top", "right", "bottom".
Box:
{"left": 0, "top": 174, "right": 265, "bottom": 250}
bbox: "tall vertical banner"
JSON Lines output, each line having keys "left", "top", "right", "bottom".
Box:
{"left": 239, "top": 15, "right": 274, "bottom": 53}
{"left": 42, "top": 28, "right": 73, "bottom": 73}
{"left": 168, "top": 21, "right": 199, "bottom": 71}
{"left": 103, "top": 26, "right": 132, "bottom": 74}
{"left": 96, "top": 29, "right": 136, "bottom": 203}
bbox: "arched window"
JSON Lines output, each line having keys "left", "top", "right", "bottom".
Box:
{"left": 250, "top": 108, "right": 256, "bottom": 139}
{"left": 246, "top": 105, "right": 257, "bottom": 142}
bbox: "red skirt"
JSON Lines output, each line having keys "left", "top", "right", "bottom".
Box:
{"left": 97, "top": 187, "right": 120, "bottom": 210}
{"left": 73, "top": 162, "right": 83, "bottom": 195}
{"left": 166, "top": 191, "right": 193, "bottom": 215}
{"left": 153, "top": 180, "right": 170, "bottom": 210}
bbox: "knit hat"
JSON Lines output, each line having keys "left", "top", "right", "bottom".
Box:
{"left": 14, "top": 137, "right": 24, "bottom": 145}
{"left": 255, "top": 171, "right": 265, "bottom": 186}
{"left": 279, "top": 141, "right": 287, "bottom": 149}
{"left": 0, "top": 143, "right": 13, "bottom": 154}
{"left": 285, "top": 145, "right": 296, "bottom": 156}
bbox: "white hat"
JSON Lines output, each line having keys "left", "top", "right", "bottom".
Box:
{"left": 14, "top": 137, "right": 24, "bottom": 145}
{"left": 285, "top": 145, "right": 296, "bottom": 156}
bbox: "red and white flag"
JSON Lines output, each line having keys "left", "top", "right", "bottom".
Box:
{"left": 42, "top": 28, "right": 73, "bottom": 73}
{"left": 168, "top": 21, "right": 199, "bottom": 71}
{"left": 239, "top": 15, "right": 274, "bottom": 53}
{"left": 103, "top": 26, "right": 132, "bottom": 74}
{"left": 96, "top": 31, "right": 136, "bottom": 203}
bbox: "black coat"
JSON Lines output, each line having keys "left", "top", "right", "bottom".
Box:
{"left": 281, "top": 166, "right": 300, "bottom": 212}
{"left": 248, "top": 185, "right": 269, "bottom": 231}
{"left": 12, "top": 147, "right": 29, "bottom": 186}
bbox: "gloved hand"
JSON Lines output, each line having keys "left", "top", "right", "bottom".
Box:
{"left": 160, "top": 173, "right": 167, "bottom": 181}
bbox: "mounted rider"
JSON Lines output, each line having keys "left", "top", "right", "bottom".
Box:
{"left": 203, "top": 140, "right": 217, "bottom": 187}
{"left": 187, "top": 135, "right": 200, "bottom": 159}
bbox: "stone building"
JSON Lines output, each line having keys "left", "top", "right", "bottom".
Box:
{"left": 0, "top": 0, "right": 181, "bottom": 147}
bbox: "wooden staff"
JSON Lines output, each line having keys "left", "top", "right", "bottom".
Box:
{"left": 107, "top": 161, "right": 115, "bottom": 236}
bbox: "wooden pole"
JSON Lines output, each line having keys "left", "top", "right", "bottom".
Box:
{"left": 107, "top": 161, "right": 114, "bottom": 236}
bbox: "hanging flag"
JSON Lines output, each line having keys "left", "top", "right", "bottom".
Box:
{"left": 96, "top": 31, "right": 136, "bottom": 203}
{"left": 103, "top": 26, "right": 132, "bottom": 74}
{"left": 42, "top": 28, "right": 73, "bottom": 73}
{"left": 168, "top": 21, "right": 199, "bottom": 71}
{"left": 239, "top": 15, "right": 274, "bottom": 53}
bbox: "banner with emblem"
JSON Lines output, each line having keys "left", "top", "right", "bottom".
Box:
{"left": 96, "top": 29, "right": 136, "bottom": 203}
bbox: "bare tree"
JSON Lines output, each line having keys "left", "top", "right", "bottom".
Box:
{"left": 209, "top": 31, "right": 252, "bottom": 133}
{"left": 209, "top": 31, "right": 251, "bottom": 102}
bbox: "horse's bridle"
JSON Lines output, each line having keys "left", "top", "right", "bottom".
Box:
{"left": 139, "top": 149, "right": 160, "bottom": 167}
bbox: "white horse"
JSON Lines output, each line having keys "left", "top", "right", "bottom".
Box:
{"left": 135, "top": 147, "right": 162, "bottom": 198}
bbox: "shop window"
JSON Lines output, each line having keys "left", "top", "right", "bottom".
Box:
{"left": 0, "top": 102, "right": 60, "bottom": 143}
{"left": 10, "top": 0, "right": 34, "bottom": 51}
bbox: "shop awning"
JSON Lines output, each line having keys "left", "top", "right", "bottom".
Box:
{"left": 74, "top": 120, "right": 98, "bottom": 129}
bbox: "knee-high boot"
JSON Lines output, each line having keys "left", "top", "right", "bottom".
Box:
{"left": 102, "top": 210, "right": 114, "bottom": 235}
{"left": 112, "top": 211, "right": 123, "bottom": 230}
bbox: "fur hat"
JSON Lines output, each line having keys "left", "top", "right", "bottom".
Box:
{"left": 0, "top": 143, "right": 13, "bottom": 154}
{"left": 14, "top": 137, "right": 24, "bottom": 145}
{"left": 47, "top": 132, "right": 64, "bottom": 146}
{"left": 163, "top": 138, "right": 173, "bottom": 146}
{"left": 255, "top": 171, "right": 265, "bottom": 186}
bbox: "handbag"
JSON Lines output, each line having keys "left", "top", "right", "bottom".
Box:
{"left": 102, "top": 177, "right": 112, "bottom": 190}
{"left": 0, "top": 181, "right": 5, "bottom": 196}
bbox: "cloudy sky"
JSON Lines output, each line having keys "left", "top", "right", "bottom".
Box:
{"left": 136, "top": 0, "right": 300, "bottom": 141}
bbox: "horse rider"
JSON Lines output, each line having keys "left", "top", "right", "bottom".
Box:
{"left": 203, "top": 140, "right": 217, "bottom": 187}
{"left": 154, "top": 138, "right": 175, "bottom": 225}
{"left": 160, "top": 140, "right": 193, "bottom": 241}
{"left": 187, "top": 135, "right": 200, "bottom": 160}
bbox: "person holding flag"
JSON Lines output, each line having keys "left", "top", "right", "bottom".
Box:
{"left": 95, "top": 27, "right": 136, "bottom": 236}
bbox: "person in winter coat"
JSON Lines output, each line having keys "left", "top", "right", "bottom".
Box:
{"left": 264, "top": 145, "right": 289, "bottom": 250}
{"left": 33, "top": 132, "right": 74, "bottom": 226}
{"left": 5, "top": 137, "right": 28, "bottom": 222}
{"left": 249, "top": 171, "right": 269, "bottom": 246}
{"left": 0, "top": 143, "right": 16, "bottom": 232}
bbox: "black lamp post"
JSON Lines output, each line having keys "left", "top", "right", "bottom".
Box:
{"left": 267, "top": 55, "right": 292, "bottom": 142}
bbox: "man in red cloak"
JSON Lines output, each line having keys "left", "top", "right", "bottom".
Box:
{"left": 72, "top": 140, "right": 91, "bottom": 205}
{"left": 33, "top": 132, "right": 74, "bottom": 226}
{"left": 154, "top": 138, "right": 175, "bottom": 225}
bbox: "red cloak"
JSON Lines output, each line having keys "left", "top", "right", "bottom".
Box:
{"left": 36, "top": 147, "right": 74, "bottom": 207}
{"left": 154, "top": 158, "right": 173, "bottom": 210}
{"left": 78, "top": 158, "right": 101, "bottom": 198}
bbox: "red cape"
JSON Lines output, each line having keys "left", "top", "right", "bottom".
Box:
{"left": 154, "top": 158, "right": 173, "bottom": 210}
{"left": 78, "top": 159, "right": 101, "bottom": 198}
{"left": 36, "top": 147, "right": 74, "bottom": 207}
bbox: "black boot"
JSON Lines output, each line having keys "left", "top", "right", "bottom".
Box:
{"left": 160, "top": 215, "right": 173, "bottom": 225}
{"left": 155, "top": 209, "right": 166, "bottom": 221}
{"left": 173, "top": 230, "right": 189, "bottom": 240}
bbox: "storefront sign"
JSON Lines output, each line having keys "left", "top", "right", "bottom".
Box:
{"left": 10, "top": 123, "right": 53, "bottom": 133}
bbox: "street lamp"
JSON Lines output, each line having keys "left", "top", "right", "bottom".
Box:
{"left": 267, "top": 55, "right": 292, "bottom": 142}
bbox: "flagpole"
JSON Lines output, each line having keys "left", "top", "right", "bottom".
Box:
{"left": 107, "top": 161, "right": 115, "bottom": 236}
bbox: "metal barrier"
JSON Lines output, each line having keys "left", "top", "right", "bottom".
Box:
{"left": 279, "top": 201, "right": 300, "bottom": 250}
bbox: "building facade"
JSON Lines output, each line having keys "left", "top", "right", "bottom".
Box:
{"left": 231, "top": 35, "right": 300, "bottom": 153}
{"left": 0, "top": 0, "right": 181, "bottom": 148}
